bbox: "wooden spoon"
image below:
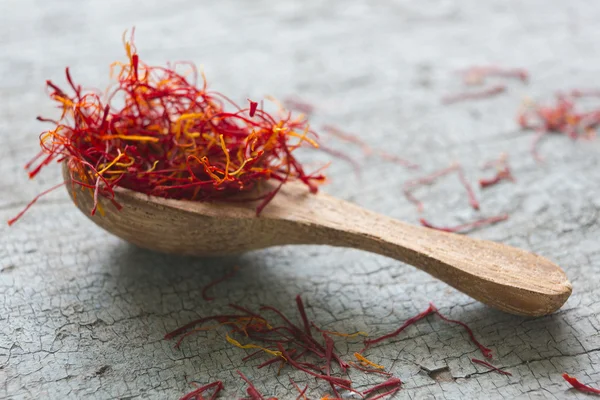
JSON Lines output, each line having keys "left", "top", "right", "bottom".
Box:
{"left": 63, "top": 165, "right": 571, "bottom": 317}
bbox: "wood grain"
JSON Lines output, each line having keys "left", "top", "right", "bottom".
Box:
{"left": 64, "top": 165, "right": 572, "bottom": 317}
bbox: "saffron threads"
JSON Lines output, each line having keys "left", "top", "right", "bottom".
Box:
{"left": 419, "top": 215, "right": 509, "bottom": 234}
{"left": 296, "top": 295, "right": 313, "bottom": 338}
{"left": 310, "top": 323, "right": 368, "bottom": 338}
{"left": 202, "top": 266, "right": 239, "bottom": 301}
{"left": 283, "top": 97, "right": 315, "bottom": 115}
{"left": 7, "top": 182, "right": 66, "bottom": 226}
{"left": 238, "top": 370, "right": 267, "bottom": 400}
{"left": 518, "top": 92, "right": 600, "bottom": 161}
{"left": 457, "top": 167, "right": 480, "bottom": 211}
{"left": 322, "top": 125, "right": 419, "bottom": 170}
{"left": 277, "top": 343, "right": 353, "bottom": 389}
{"left": 431, "top": 305, "right": 493, "bottom": 359}
{"left": 354, "top": 353, "right": 385, "bottom": 370}
{"left": 403, "top": 163, "right": 508, "bottom": 233}
{"left": 248, "top": 100, "right": 258, "bottom": 117}
{"left": 471, "top": 358, "right": 512, "bottom": 376}
{"left": 363, "top": 304, "right": 436, "bottom": 349}
{"left": 289, "top": 378, "right": 308, "bottom": 400}
{"left": 318, "top": 144, "right": 362, "bottom": 177}
{"left": 363, "top": 303, "right": 492, "bottom": 359}
{"left": 180, "top": 380, "right": 224, "bottom": 400}
{"left": 442, "top": 85, "right": 506, "bottom": 104}
{"left": 12, "top": 32, "right": 325, "bottom": 225}
{"left": 348, "top": 362, "right": 392, "bottom": 377}
{"left": 362, "top": 377, "right": 402, "bottom": 399}
{"left": 479, "top": 153, "right": 515, "bottom": 189}
{"left": 563, "top": 373, "right": 600, "bottom": 395}
{"left": 459, "top": 66, "right": 529, "bottom": 86}
{"left": 167, "top": 297, "right": 501, "bottom": 398}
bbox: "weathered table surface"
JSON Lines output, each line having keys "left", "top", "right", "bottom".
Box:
{"left": 2, "top": 0, "right": 600, "bottom": 399}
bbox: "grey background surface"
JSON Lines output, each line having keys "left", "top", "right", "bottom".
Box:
{"left": 1, "top": 0, "right": 600, "bottom": 399}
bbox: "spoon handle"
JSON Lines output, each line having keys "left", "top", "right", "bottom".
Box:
{"left": 276, "top": 191, "right": 572, "bottom": 317}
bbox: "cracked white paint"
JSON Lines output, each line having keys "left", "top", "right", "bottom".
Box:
{"left": 1, "top": 0, "right": 600, "bottom": 398}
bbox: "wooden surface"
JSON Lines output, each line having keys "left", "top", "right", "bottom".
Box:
{"left": 2, "top": 0, "right": 600, "bottom": 399}
{"left": 65, "top": 167, "right": 571, "bottom": 317}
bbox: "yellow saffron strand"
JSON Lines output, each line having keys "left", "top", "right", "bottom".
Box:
{"left": 101, "top": 134, "right": 159, "bottom": 142}
{"left": 219, "top": 134, "right": 231, "bottom": 179}
{"left": 354, "top": 352, "right": 385, "bottom": 370}
{"left": 225, "top": 333, "right": 285, "bottom": 360}
{"left": 320, "top": 330, "right": 368, "bottom": 338}
{"left": 96, "top": 152, "right": 126, "bottom": 176}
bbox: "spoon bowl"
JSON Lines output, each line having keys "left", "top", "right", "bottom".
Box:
{"left": 64, "top": 164, "right": 572, "bottom": 317}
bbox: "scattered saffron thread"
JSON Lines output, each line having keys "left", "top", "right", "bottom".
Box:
{"left": 479, "top": 153, "right": 515, "bottom": 189}
{"left": 310, "top": 322, "right": 368, "bottom": 338}
{"left": 432, "top": 305, "right": 493, "bottom": 359}
{"left": 458, "top": 66, "right": 529, "bottom": 86}
{"left": 202, "top": 266, "right": 239, "bottom": 301}
{"left": 238, "top": 370, "right": 267, "bottom": 400}
{"left": 563, "top": 373, "right": 600, "bottom": 395}
{"left": 354, "top": 352, "right": 385, "bottom": 370}
{"left": 419, "top": 214, "right": 509, "bottom": 234}
{"left": 179, "top": 380, "right": 224, "bottom": 400}
{"left": 471, "top": 358, "right": 512, "bottom": 376}
{"left": 363, "top": 304, "right": 436, "bottom": 349}
{"left": 363, "top": 303, "right": 492, "bottom": 359}
{"left": 362, "top": 377, "right": 402, "bottom": 399}
{"left": 283, "top": 97, "right": 315, "bottom": 115}
{"left": 403, "top": 163, "right": 508, "bottom": 233}
{"left": 442, "top": 85, "right": 506, "bottom": 104}
{"left": 322, "top": 125, "right": 419, "bottom": 169}
{"left": 289, "top": 378, "right": 308, "bottom": 400}
{"left": 7, "top": 182, "right": 66, "bottom": 226}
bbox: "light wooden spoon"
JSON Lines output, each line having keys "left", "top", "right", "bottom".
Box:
{"left": 63, "top": 165, "right": 571, "bottom": 317}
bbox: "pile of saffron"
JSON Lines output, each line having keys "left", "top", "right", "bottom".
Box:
{"left": 517, "top": 89, "right": 600, "bottom": 161}
{"left": 173, "top": 296, "right": 499, "bottom": 399}
{"left": 9, "top": 34, "right": 325, "bottom": 225}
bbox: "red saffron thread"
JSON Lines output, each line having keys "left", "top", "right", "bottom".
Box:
{"left": 289, "top": 378, "right": 308, "bottom": 400}
{"left": 363, "top": 304, "right": 436, "bottom": 349}
{"left": 248, "top": 99, "right": 258, "bottom": 117}
{"left": 11, "top": 32, "right": 325, "bottom": 225}
{"left": 479, "top": 153, "right": 515, "bottom": 189}
{"left": 458, "top": 66, "right": 529, "bottom": 86}
{"left": 322, "top": 124, "right": 419, "bottom": 169}
{"left": 403, "top": 163, "right": 507, "bottom": 233}
{"left": 7, "top": 182, "right": 66, "bottom": 226}
{"left": 432, "top": 305, "right": 493, "bottom": 359}
{"left": 563, "top": 373, "right": 600, "bottom": 394}
{"left": 295, "top": 295, "right": 313, "bottom": 338}
{"left": 363, "top": 303, "right": 492, "bottom": 359}
{"left": 180, "top": 380, "right": 224, "bottom": 400}
{"left": 283, "top": 97, "right": 315, "bottom": 114}
{"left": 318, "top": 144, "right": 362, "bottom": 177}
{"left": 363, "top": 377, "right": 402, "bottom": 398}
{"left": 471, "top": 358, "right": 511, "bottom": 376}
{"left": 237, "top": 370, "right": 267, "bottom": 400}
{"left": 457, "top": 167, "right": 480, "bottom": 210}
{"left": 276, "top": 344, "right": 353, "bottom": 389}
{"left": 202, "top": 266, "right": 239, "bottom": 301}
{"left": 419, "top": 214, "right": 509, "bottom": 233}
{"left": 442, "top": 85, "right": 506, "bottom": 104}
